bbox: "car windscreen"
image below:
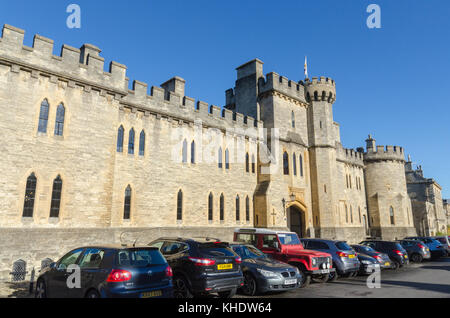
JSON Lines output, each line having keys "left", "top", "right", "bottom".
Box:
{"left": 277, "top": 233, "right": 301, "bottom": 245}
{"left": 199, "top": 243, "right": 236, "bottom": 257}
{"left": 388, "top": 242, "right": 406, "bottom": 251}
{"left": 232, "top": 245, "right": 266, "bottom": 259}
{"left": 359, "top": 245, "right": 375, "bottom": 253}
{"left": 116, "top": 249, "right": 167, "bottom": 267}
{"left": 335, "top": 242, "right": 352, "bottom": 251}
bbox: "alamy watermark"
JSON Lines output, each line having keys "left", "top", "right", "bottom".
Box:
{"left": 366, "top": 4, "right": 381, "bottom": 29}
{"left": 66, "top": 4, "right": 81, "bottom": 29}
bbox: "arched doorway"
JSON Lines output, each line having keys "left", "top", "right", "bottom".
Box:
{"left": 288, "top": 205, "right": 307, "bottom": 238}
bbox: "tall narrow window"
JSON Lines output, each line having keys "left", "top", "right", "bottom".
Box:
{"left": 220, "top": 194, "right": 225, "bottom": 221}
{"left": 208, "top": 193, "right": 213, "bottom": 221}
{"left": 50, "top": 175, "right": 62, "bottom": 218}
{"left": 293, "top": 153, "right": 297, "bottom": 176}
{"left": 350, "top": 206, "right": 353, "bottom": 223}
{"left": 38, "top": 99, "right": 49, "bottom": 133}
{"left": 291, "top": 111, "right": 295, "bottom": 128}
{"left": 177, "top": 190, "right": 183, "bottom": 220}
{"left": 22, "top": 173, "right": 37, "bottom": 217}
{"left": 245, "top": 153, "right": 249, "bottom": 173}
{"left": 236, "top": 195, "right": 240, "bottom": 221}
{"left": 182, "top": 139, "right": 188, "bottom": 163}
{"left": 124, "top": 185, "right": 131, "bottom": 220}
{"left": 191, "top": 141, "right": 196, "bottom": 164}
{"left": 246, "top": 196, "right": 250, "bottom": 222}
{"left": 117, "top": 126, "right": 124, "bottom": 152}
{"left": 345, "top": 205, "right": 348, "bottom": 223}
{"left": 218, "top": 148, "right": 223, "bottom": 169}
{"left": 251, "top": 155, "right": 256, "bottom": 173}
{"left": 283, "top": 152, "right": 289, "bottom": 175}
{"left": 390, "top": 206, "right": 395, "bottom": 225}
{"left": 54, "top": 104, "right": 65, "bottom": 136}
{"left": 299, "top": 155, "right": 304, "bottom": 177}
{"left": 139, "top": 130, "right": 145, "bottom": 156}
{"left": 128, "top": 128, "right": 135, "bottom": 155}
{"left": 225, "top": 149, "right": 230, "bottom": 170}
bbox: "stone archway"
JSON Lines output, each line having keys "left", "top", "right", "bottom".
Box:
{"left": 287, "top": 202, "right": 307, "bottom": 238}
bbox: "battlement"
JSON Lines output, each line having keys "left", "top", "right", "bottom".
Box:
{"left": 0, "top": 24, "right": 263, "bottom": 133}
{"left": 336, "top": 143, "right": 364, "bottom": 167}
{"left": 304, "top": 76, "right": 336, "bottom": 103}
{"left": 0, "top": 24, "right": 128, "bottom": 93}
{"left": 258, "top": 72, "right": 307, "bottom": 104}
{"left": 364, "top": 145, "right": 405, "bottom": 162}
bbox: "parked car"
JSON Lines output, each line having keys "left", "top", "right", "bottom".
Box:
{"left": 432, "top": 236, "right": 450, "bottom": 256}
{"left": 301, "top": 239, "right": 360, "bottom": 280}
{"left": 405, "top": 237, "right": 447, "bottom": 258}
{"left": 149, "top": 237, "right": 243, "bottom": 298}
{"left": 234, "top": 229, "right": 334, "bottom": 287}
{"left": 35, "top": 245, "right": 173, "bottom": 298}
{"left": 351, "top": 244, "right": 393, "bottom": 269}
{"left": 355, "top": 253, "right": 380, "bottom": 276}
{"left": 230, "top": 243, "right": 301, "bottom": 296}
{"left": 399, "top": 239, "right": 431, "bottom": 263}
{"left": 359, "top": 240, "right": 409, "bottom": 269}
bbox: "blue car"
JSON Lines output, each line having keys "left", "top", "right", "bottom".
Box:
{"left": 35, "top": 245, "right": 173, "bottom": 298}
{"left": 405, "top": 237, "right": 447, "bottom": 258}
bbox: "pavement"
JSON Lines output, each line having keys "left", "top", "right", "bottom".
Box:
{"left": 1, "top": 257, "right": 449, "bottom": 298}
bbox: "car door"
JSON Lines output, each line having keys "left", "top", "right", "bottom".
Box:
{"left": 48, "top": 248, "right": 84, "bottom": 298}
{"left": 259, "top": 235, "right": 282, "bottom": 260}
{"left": 73, "top": 248, "right": 106, "bottom": 298}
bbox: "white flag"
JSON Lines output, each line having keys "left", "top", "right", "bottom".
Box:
{"left": 304, "top": 56, "right": 308, "bottom": 78}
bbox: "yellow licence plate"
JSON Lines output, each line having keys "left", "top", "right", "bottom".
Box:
{"left": 218, "top": 264, "right": 233, "bottom": 270}
{"left": 141, "top": 290, "right": 162, "bottom": 298}
{"left": 349, "top": 254, "right": 355, "bottom": 259}
{"left": 385, "top": 262, "right": 390, "bottom": 266}
{"left": 404, "top": 255, "right": 408, "bottom": 259}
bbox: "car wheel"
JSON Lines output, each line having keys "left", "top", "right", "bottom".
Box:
{"left": 86, "top": 290, "right": 100, "bottom": 298}
{"left": 411, "top": 254, "right": 423, "bottom": 263}
{"left": 35, "top": 279, "right": 47, "bottom": 298}
{"left": 173, "top": 276, "right": 193, "bottom": 298}
{"left": 392, "top": 261, "right": 400, "bottom": 270}
{"left": 328, "top": 270, "right": 338, "bottom": 282}
{"left": 296, "top": 267, "right": 311, "bottom": 288}
{"left": 312, "top": 274, "right": 329, "bottom": 283}
{"left": 218, "top": 288, "right": 237, "bottom": 298}
{"left": 242, "top": 273, "right": 258, "bottom": 296}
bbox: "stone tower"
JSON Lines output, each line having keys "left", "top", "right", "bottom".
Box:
{"left": 304, "top": 77, "right": 339, "bottom": 238}
{"left": 363, "top": 136, "right": 416, "bottom": 239}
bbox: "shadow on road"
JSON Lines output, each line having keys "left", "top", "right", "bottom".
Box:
{"left": 381, "top": 280, "right": 450, "bottom": 295}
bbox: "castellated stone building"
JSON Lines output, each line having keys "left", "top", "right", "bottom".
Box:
{"left": 0, "top": 25, "right": 418, "bottom": 279}
{"left": 405, "top": 158, "right": 447, "bottom": 236}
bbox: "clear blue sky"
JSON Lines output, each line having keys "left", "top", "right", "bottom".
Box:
{"left": 2, "top": 0, "right": 449, "bottom": 197}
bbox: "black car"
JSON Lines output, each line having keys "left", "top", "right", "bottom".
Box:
{"left": 230, "top": 243, "right": 301, "bottom": 296}
{"left": 359, "top": 240, "right": 409, "bottom": 269}
{"left": 355, "top": 253, "right": 380, "bottom": 276}
{"left": 351, "top": 244, "right": 393, "bottom": 269}
{"left": 149, "top": 237, "right": 243, "bottom": 298}
{"left": 35, "top": 245, "right": 173, "bottom": 298}
{"left": 399, "top": 239, "right": 431, "bottom": 262}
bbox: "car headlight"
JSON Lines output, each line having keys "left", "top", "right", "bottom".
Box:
{"left": 294, "top": 267, "right": 300, "bottom": 274}
{"left": 312, "top": 258, "right": 317, "bottom": 266}
{"left": 361, "top": 260, "right": 373, "bottom": 265}
{"left": 257, "top": 269, "right": 279, "bottom": 278}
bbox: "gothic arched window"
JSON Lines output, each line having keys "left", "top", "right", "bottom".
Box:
{"left": 23, "top": 173, "right": 37, "bottom": 217}
{"left": 139, "top": 130, "right": 145, "bottom": 156}
{"left": 177, "top": 190, "right": 183, "bottom": 220}
{"left": 246, "top": 196, "right": 250, "bottom": 222}
{"left": 218, "top": 148, "right": 223, "bottom": 169}
{"left": 124, "top": 185, "right": 132, "bottom": 220}
{"left": 245, "top": 153, "right": 250, "bottom": 173}
{"left": 191, "top": 141, "right": 196, "bottom": 164}
{"left": 117, "top": 126, "right": 124, "bottom": 152}
{"left": 390, "top": 206, "right": 395, "bottom": 225}
{"left": 38, "top": 99, "right": 49, "bottom": 133}
{"left": 235, "top": 195, "right": 240, "bottom": 221}
{"left": 220, "top": 194, "right": 225, "bottom": 221}
{"left": 225, "top": 149, "right": 230, "bottom": 170}
{"left": 182, "top": 139, "right": 188, "bottom": 163}
{"left": 50, "top": 175, "right": 63, "bottom": 218}
{"left": 293, "top": 153, "right": 297, "bottom": 176}
{"left": 283, "top": 152, "right": 289, "bottom": 175}
{"left": 251, "top": 155, "right": 256, "bottom": 173}
{"left": 128, "top": 128, "right": 135, "bottom": 155}
{"left": 299, "top": 155, "right": 304, "bottom": 177}
{"left": 54, "top": 104, "right": 65, "bottom": 136}
{"left": 208, "top": 193, "right": 213, "bottom": 221}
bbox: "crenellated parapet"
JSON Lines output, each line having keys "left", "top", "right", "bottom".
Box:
{"left": 304, "top": 76, "right": 336, "bottom": 104}
{"left": 0, "top": 24, "right": 128, "bottom": 94}
{"left": 258, "top": 72, "right": 308, "bottom": 106}
{"left": 364, "top": 145, "right": 405, "bottom": 163}
{"left": 335, "top": 143, "right": 364, "bottom": 168}
{"left": 0, "top": 24, "right": 263, "bottom": 133}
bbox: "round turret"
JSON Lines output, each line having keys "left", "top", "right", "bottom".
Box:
{"left": 304, "top": 76, "right": 336, "bottom": 104}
